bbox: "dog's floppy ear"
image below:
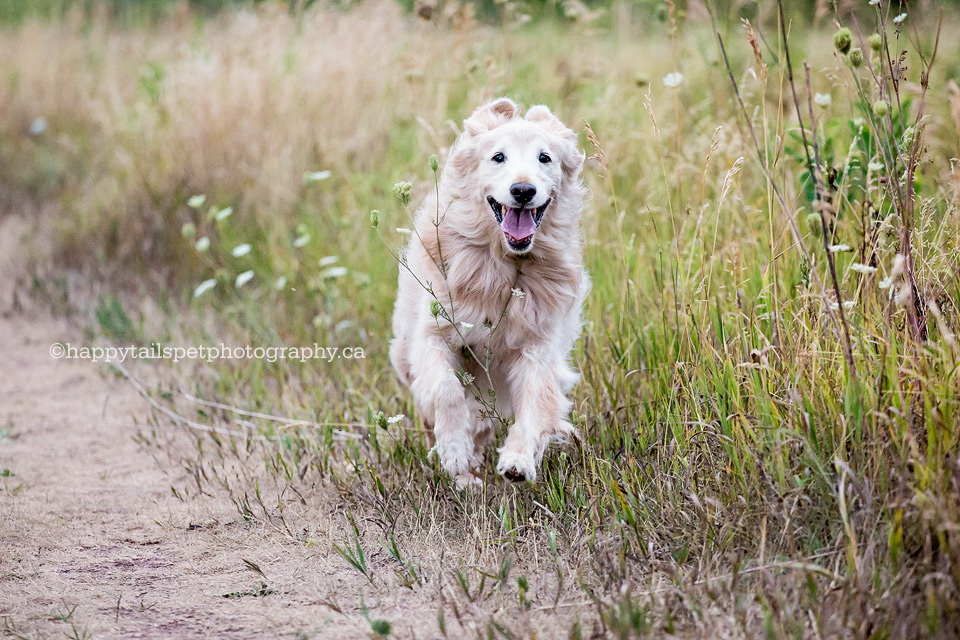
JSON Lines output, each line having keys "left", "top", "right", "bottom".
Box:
{"left": 463, "top": 98, "right": 518, "bottom": 137}
{"left": 525, "top": 105, "right": 577, "bottom": 143}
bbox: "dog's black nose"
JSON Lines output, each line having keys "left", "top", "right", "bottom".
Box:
{"left": 510, "top": 182, "right": 537, "bottom": 205}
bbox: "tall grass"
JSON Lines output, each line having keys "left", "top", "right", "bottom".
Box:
{"left": 4, "top": 1, "right": 960, "bottom": 636}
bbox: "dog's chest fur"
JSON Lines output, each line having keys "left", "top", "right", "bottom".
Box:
{"left": 444, "top": 244, "right": 582, "bottom": 351}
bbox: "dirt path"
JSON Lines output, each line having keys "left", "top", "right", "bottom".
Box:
{"left": 0, "top": 310, "right": 394, "bottom": 640}
{"left": 0, "top": 219, "right": 436, "bottom": 639}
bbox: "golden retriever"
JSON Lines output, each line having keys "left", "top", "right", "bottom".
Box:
{"left": 389, "top": 98, "right": 588, "bottom": 486}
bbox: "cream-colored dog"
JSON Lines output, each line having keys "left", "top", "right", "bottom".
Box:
{"left": 389, "top": 98, "right": 588, "bottom": 486}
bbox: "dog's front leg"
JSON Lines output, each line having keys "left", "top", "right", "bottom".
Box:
{"left": 410, "top": 336, "right": 479, "bottom": 486}
{"left": 496, "top": 349, "right": 575, "bottom": 483}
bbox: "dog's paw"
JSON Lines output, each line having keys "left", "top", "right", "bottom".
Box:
{"left": 435, "top": 434, "right": 475, "bottom": 478}
{"left": 496, "top": 450, "right": 537, "bottom": 483}
{"left": 454, "top": 472, "right": 484, "bottom": 491}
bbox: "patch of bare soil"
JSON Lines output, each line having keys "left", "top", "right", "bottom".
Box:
{"left": 0, "top": 219, "right": 443, "bottom": 640}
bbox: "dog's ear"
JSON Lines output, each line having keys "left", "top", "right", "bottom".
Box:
{"left": 525, "top": 105, "right": 577, "bottom": 144}
{"left": 463, "top": 98, "right": 518, "bottom": 137}
{"left": 526, "top": 105, "right": 584, "bottom": 175}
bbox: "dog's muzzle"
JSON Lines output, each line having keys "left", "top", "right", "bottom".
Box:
{"left": 487, "top": 196, "right": 551, "bottom": 253}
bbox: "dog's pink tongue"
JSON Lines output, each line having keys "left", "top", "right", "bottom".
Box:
{"left": 501, "top": 207, "right": 536, "bottom": 240}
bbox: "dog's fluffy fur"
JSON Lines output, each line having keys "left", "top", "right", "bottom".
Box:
{"left": 389, "top": 98, "right": 588, "bottom": 485}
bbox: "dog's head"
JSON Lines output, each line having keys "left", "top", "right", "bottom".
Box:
{"left": 449, "top": 98, "right": 585, "bottom": 256}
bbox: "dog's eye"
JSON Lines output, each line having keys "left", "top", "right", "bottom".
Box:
{"left": 539, "top": 153, "right": 552, "bottom": 164}
{"left": 491, "top": 152, "right": 505, "bottom": 163}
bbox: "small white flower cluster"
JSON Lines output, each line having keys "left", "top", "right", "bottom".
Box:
{"left": 662, "top": 72, "right": 684, "bottom": 88}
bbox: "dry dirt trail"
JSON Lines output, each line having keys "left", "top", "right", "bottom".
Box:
{"left": 0, "top": 218, "right": 437, "bottom": 639}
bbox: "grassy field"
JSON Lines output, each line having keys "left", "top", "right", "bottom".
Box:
{"left": 3, "top": 0, "right": 960, "bottom": 637}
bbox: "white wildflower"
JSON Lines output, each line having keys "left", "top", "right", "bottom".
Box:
{"left": 231, "top": 243, "right": 251, "bottom": 257}
{"left": 304, "top": 170, "right": 332, "bottom": 182}
{"left": 318, "top": 256, "right": 339, "bottom": 267}
{"left": 460, "top": 322, "right": 474, "bottom": 329}
{"left": 235, "top": 270, "right": 255, "bottom": 288}
{"left": 850, "top": 263, "right": 877, "bottom": 274}
{"left": 187, "top": 194, "right": 206, "bottom": 208}
{"left": 29, "top": 117, "right": 47, "bottom": 135}
{"left": 662, "top": 72, "right": 684, "bottom": 88}
{"left": 829, "top": 244, "right": 852, "bottom": 253}
{"left": 193, "top": 278, "right": 217, "bottom": 298}
{"left": 194, "top": 236, "right": 211, "bottom": 252}
{"left": 320, "top": 266, "right": 348, "bottom": 279}
{"left": 395, "top": 227, "right": 413, "bottom": 234}
{"left": 893, "top": 13, "right": 906, "bottom": 24}
{"left": 386, "top": 414, "right": 405, "bottom": 425}
{"left": 511, "top": 288, "right": 525, "bottom": 298}
{"left": 879, "top": 276, "right": 894, "bottom": 289}
{"left": 868, "top": 161, "right": 884, "bottom": 172}
{"left": 275, "top": 276, "right": 288, "bottom": 290}
{"left": 814, "top": 93, "right": 832, "bottom": 107}
{"left": 293, "top": 233, "right": 310, "bottom": 248}
{"left": 215, "top": 206, "right": 233, "bottom": 221}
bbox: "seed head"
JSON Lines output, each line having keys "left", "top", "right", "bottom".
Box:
{"left": 848, "top": 48, "right": 864, "bottom": 68}
{"left": 370, "top": 209, "right": 380, "bottom": 229}
{"left": 430, "top": 299, "right": 442, "bottom": 318}
{"left": 833, "top": 27, "right": 852, "bottom": 54}
{"left": 180, "top": 222, "right": 196, "bottom": 239}
{"left": 902, "top": 126, "right": 915, "bottom": 149}
{"left": 805, "top": 213, "right": 822, "bottom": 237}
{"left": 429, "top": 154, "right": 439, "bottom": 172}
{"left": 393, "top": 181, "right": 413, "bottom": 207}
{"left": 374, "top": 411, "right": 388, "bottom": 429}
{"left": 873, "top": 100, "right": 889, "bottom": 117}
{"left": 868, "top": 33, "right": 883, "bottom": 52}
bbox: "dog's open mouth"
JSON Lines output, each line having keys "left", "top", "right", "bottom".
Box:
{"left": 486, "top": 196, "right": 551, "bottom": 251}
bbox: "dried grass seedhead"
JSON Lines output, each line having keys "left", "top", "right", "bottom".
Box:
{"left": 582, "top": 120, "right": 607, "bottom": 171}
